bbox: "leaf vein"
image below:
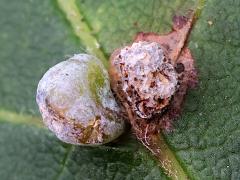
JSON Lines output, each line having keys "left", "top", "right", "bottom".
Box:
{"left": 57, "top": 0, "right": 109, "bottom": 68}
{"left": 54, "top": 145, "right": 74, "bottom": 180}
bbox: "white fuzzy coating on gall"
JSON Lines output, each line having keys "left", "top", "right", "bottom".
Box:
{"left": 113, "top": 41, "right": 178, "bottom": 118}
{"left": 36, "top": 54, "right": 125, "bottom": 145}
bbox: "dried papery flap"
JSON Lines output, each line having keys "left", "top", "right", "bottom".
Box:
{"left": 109, "top": 12, "right": 198, "bottom": 178}
{"left": 134, "top": 11, "right": 195, "bottom": 63}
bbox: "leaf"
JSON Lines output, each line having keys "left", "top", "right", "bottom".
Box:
{"left": 0, "top": 0, "right": 239, "bottom": 180}
{"left": 0, "top": 121, "right": 167, "bottom": 180}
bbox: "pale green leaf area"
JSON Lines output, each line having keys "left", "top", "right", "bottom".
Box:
{"left": 0, "top": 0, "right": 239, "bottom": 179}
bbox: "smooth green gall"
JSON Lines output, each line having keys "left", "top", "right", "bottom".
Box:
{"left": 36, "top": 54, "right": 125, "bottom": 145}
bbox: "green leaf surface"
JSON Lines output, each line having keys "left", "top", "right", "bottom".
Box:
{"left": 164, "top": 0, "right": 240, "bottom": 179}
{"left": 0, "top": 0, "right": 83, "bottom": 115}
{"left": 0, "top": 0, "right": 239, "bottom": 179}
{"left": 0, "top": 122, "right": 167, "bottom": 180}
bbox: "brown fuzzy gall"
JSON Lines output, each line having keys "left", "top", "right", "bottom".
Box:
{"left": 109, "top": 13, "right": 198, "bottom": 134}
{"left": 110, "top": 41, "right": 178, "bottom": 119}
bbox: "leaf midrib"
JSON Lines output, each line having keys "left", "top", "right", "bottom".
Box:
{"left": 57, "top": 0, "right": 109, "bottom": 68}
